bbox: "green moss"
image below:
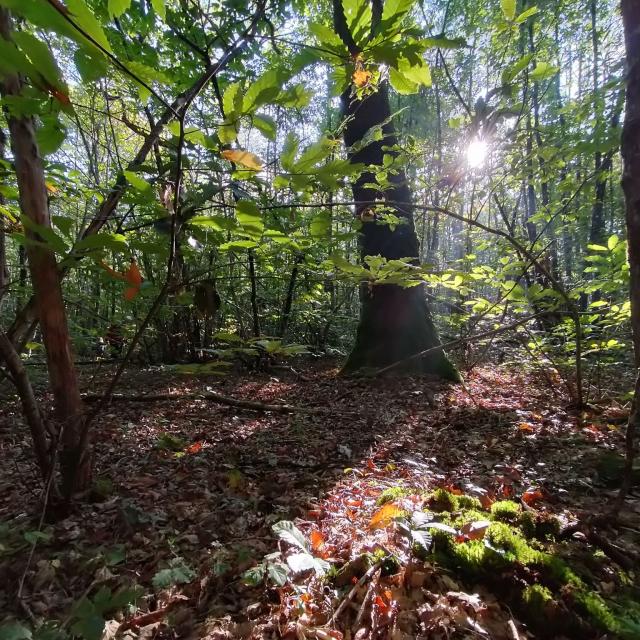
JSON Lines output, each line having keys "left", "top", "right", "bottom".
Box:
{"left": 574, "top": 590, "right": 620, "bottom": 634}
{"left": 486, "top": 522, "right": 541, "bottom": 564}
{"left": 451, "top": 509, "right": 487, "bottom": 529}
{"left": 376, "top": 486, "right": 410, "bottom": 505}
{"left": 522, "top": 584, "right": 553, "bottom": 612}
{"left": 490, "top": 500, "right": 521, "bottom": 523}
{"left": 457, "top": 495, "right": 482, "bottom": 510}
{"left": 427, "top": 488, "right": 459, "bottom": 512}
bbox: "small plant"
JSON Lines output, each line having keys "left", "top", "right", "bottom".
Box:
{"left": 376, "top": 485, "right": 410, "bottom": 505}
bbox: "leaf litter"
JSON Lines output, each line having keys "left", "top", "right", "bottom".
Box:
{"left": 0, "top": 360, "right": 638, "bottom": 639}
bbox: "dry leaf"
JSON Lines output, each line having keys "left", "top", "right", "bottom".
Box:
{"left": 221, "top": 149, "right": 263, "bottom": 171}
{"left": 353, "top": 69, "right": 372, "bottom": 87}
{"left": 369, "top": 503, "right": 404, "bottom": 529}
{"left": 310, "top": 530, "right": 325, "bottom": 552}
{"left": 522, "top": 489, "right": 544, "bottom": 506}
{"left": 459, "top": 520, "right": 491, "bottom": 541}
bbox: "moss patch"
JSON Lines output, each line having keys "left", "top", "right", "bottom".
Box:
{"left": 417, "top": 490, "right": 637, "bottom": 638}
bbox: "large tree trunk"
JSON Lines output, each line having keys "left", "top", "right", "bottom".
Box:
{"left": 333, "top": 0, "right": 458, "bottom": 379}
{"left": 0, "top": 9, "right": 89, "bottom": 497}
{"left": 618, "top": 0, "right": 640, "bottom": 509}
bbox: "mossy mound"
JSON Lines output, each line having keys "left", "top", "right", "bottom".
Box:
{"left": 419, "top": 489, "right": 639, "bottom": 639}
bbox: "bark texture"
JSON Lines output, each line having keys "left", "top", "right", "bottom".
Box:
{"left": 334, "top": 0, "right": 458, "bottom": 379}
{"left": 618, "top": 0, "right": 640, "bottom": 509}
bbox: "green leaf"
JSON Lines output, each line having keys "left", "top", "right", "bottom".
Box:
{"left": 389, "top": 66, "right": 417, "bottom": 94}
{"left": 152, "top": 558, "right": 195, "bottom": 589}
{"left": 235, "top": 200, "right": 263, "bottom": 237}
{"left": 13, "top": 32, "right": 64, "bottom": 92}
{"left": 515, "top": 6, "right": 539, "bottom": 23}
{"left": 530, "top": 62, "right": 559, "bottom": 82}
{"left": 281, "top": 133, "right": 300, "bottom": 171}
{"left": 310, "top": 211, "right": 331, "bottom": 237}
{"left": 342, "top": 0, "right": 373, "bottom": 46}
{"left": 74, "top": 232, "right": 128, "bottom": 253}
{"left": 501, "top": 0, "right": 516, "bottom": 21}
{"left": 74, "top": 47, "right": 108, "bottom": 82}
{"left": 272, "top": 520, "right": 309, "bottom": 551}
{"left": 266, "top": 562, "right": 290, "bottom": 586}
{"left": 253, "top": 113, "right": 276, "bottom": 140}
{"left": 243, "top": 70, "right": 282, "bottom": 113}
{"left": 107, "top": 0, "right": 131, "bottom": 18}
{"left": 607, "top": 235, "right": 619, "bottom": 250}
{"left": 71, "top": 615, "right": 104, "bottom": 640}
{"left": 123, "top": 170, "right": 152, "bottom": 192}
{"left": 218, "top": 120, "right": 238, "bottom": 144}
{"left": 502, "top": 53, "right": 533, "bottom": 84}
{"left": 66, "top": 0, "right": 113, "bottom": 53}
{"left": 378, "top": 0, "right": 413, "bottom": 35}
{"left": 0, "top": 623, "right": 32, "bottom": 640}
{"left": 222, "top": 82, "right": 243, "bottom": 117}
{"left": 36, "top": 116, "right": 66, "bottom": 155}
{"left": 151, "top": 0, "right": 165, "bottom": 20}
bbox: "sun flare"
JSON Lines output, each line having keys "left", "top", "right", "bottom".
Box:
{"left": 466, "top": 139, "right": 488, "bottom": 169}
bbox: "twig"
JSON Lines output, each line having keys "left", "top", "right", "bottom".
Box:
{"left": 330, "top": 561, "right": 381, "bottom": 626}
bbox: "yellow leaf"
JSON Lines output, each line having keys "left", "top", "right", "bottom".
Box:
{"left": 353, "top": 69, "right": 372, "bottom": 87}
{"left": 221, "top": 149, "right": 263, "bottom": 171}
{"left": 369, "top": 503, "right": 404, "bottom": 530}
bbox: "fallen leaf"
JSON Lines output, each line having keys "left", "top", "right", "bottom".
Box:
{"left": 522, "top": 489, "right": 544, "bottom": 506}
{"left": 310, "top": 530, "right": 325, "bottom": 552}
{"left": 369, "top": 503, "right": 404, "bottom": 529}
{"left": 186, "top": 441, "right": 202, "bottom": 454}
{"left": 459, "top": 520, "right": 491, "bottom": 541}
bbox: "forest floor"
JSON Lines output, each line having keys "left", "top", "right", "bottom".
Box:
{"left": 0, "top": 359, "right": 639, "bottom": 639}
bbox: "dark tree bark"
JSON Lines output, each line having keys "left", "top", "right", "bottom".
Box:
{"left": 333, "top": 0, "right": 458, "bottom": 379}
{"left": 279, "top": 253, "right": 303, "bottom": 339}
{"left": 618, "top": 0, "right": 640, "bottom": 510}
{"left": 0, "top": 331, "right": 52, "bottom": 481}
{"left": 0, "top": 8, "right": 88, "bottom": 497}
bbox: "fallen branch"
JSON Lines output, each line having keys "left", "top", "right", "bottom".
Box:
{"left": 81, "top": 389, "right": 312, "bottom": 413}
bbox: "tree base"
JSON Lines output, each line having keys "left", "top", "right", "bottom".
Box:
{"left": 340, "top": 284, "right": 460, "bottom": 381}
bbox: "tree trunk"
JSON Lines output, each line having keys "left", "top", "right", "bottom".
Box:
{"left": 0, "top": 331, "right": 52, "bottom": 482}
{"left": 618, "top": 0, "right": 640, "bottom": 509}
{"left": 0, "top": 8, "right": 88, "bottom": 497}
{"left": 333, "top": 0, "right": 458, "bottom": 379}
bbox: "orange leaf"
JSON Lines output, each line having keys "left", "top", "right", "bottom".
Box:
{"left": 519, "top": 422, "right": 536, "bottom": 432}
{"left": 522, "top": 489, "right": 544, "bottom": 506}
{"left": 374, "top": 595, "right": 388, "bottom": 612}
{"left": 369, "top": 503, "right": 404, "bottom": 530}
{"left": 186, "top": 441, "right": 203, "bottom": 454}
{"left": 221, "top": 149, "right": 263, "bottom": 171}
{"left": 353, "top": 69, "right": 372, "bottom": 87}
{"left": 125, "top": 260, "right": 143, "bottom": 287}
{"left": 310, "top": 530, "right": 325, "bottom": 552}
{"left": 123, "top": 286, "right": 139, "bottom": 301}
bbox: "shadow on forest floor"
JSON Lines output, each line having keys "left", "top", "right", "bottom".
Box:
{"left": 0, "top": 360, "right": 638, "bottom": 638}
